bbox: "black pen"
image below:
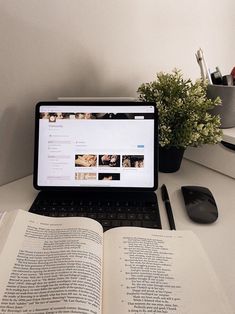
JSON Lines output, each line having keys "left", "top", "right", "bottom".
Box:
{"left": 161, "top": 184, "right": 176, "bottom": 230}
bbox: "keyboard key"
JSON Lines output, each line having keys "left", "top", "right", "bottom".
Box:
{"left": 112, "top": 220, "right": 121, "bottom": 227}
{"left": 122, "top": 220, "right": 132, "bottom": 226}
{"left": 107, "top": 213, "right": 117, "bottom": 219}
{"left": 98, "top": 213, "right": 107, "bottom": 219}
{"left": 78, "top": 213, "right": 87, "bottom": 217}
{"left": 127, "top": 213, "right": 136, "bottom": 220}
{"left": 101, "top": 220, "right": 111, "bottom": 227}
{"left": 137, "top": 214, "right": 143, "bottom": 220}
{"left": 87, "top": 213, "right": 97, "bottom": 219}
{"left": 133, "top": 220, "right": 142, "bottom": 227}
{"left": 117, "top": 213, "right": 126, "bottom": 220}
{"left": 142, "top": 221, "right": 160, "bottom": 229}
{"left": 144, "top": 214, "right": 151, "bottom": 220}
{"left": 50, "top": 212, "right": 58, "bottom": 217}
{"left": 58, "top": 212, "right": 67, "bottom": 217}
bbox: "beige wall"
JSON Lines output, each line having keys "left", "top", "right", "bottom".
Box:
{"left": 0, "top": 0, "right": 234, "bottom": 185}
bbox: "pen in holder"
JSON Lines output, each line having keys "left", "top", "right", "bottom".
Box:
{"left": 207, "top": 84, "right": 235, "bottom": 129}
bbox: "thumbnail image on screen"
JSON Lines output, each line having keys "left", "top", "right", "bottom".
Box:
{"left": 75, "top": 154, "right": 97, "bottom": 167}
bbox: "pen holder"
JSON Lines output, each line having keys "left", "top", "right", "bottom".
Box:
{"left": 207, "top": 85, "right": 235, "bottom": 128}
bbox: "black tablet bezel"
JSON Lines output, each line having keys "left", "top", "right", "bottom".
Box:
{"left": 33, "top": 101, "right": 158, "bottom": 192}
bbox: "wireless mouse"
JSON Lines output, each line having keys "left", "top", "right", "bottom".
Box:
{"left": 181, "top": 186, "right": 218, "bottom": 224}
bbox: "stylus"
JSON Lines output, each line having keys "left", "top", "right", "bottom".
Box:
{"left": 161, "top": 184, "right": 176, "bottom": 230}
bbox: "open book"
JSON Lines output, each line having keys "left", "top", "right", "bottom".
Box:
{"left": 0, "top": 209, "right": 232, "bottom": 314}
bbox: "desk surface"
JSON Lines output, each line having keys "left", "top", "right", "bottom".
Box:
{"left": 0, "top": 158, "right": 235, "bottom": 308}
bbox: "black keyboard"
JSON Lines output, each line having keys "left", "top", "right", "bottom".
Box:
{"left": 29, "top": 192, "right": 161, "bottom": 231}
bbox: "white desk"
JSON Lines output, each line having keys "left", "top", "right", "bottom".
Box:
{"left": 0, "top": 158, "right": 235, "bottom": 309}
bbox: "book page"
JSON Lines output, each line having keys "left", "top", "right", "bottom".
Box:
{"left": 0, "top": 210, "right": 18, "bottom": 254}
{"left": 0, "top": 209, "right": 103, "bottom": 314}
{"left": 103, "top": 227, "right": 233, "bottom": 314}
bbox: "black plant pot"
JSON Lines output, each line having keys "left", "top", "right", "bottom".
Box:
{"left": 159, "top": 146, "right": 185, "bottom": 173}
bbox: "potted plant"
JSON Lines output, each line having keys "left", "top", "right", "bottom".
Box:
{"left": 137, "top": 69, "right": 223, "bottom": 172}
